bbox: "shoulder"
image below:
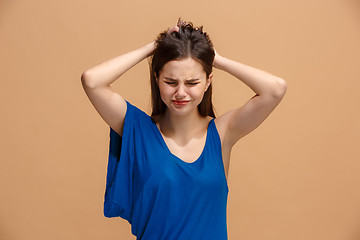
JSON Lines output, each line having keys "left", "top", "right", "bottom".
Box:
{"left": 125, "top": 101, "right": 150, "bottom": 119}
{"left": 111, "top": 101, "right": 151, "bottom": 136}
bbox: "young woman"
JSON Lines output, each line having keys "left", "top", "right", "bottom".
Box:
{"left": 81, "top": 19, "right": 287, "bottom": 240}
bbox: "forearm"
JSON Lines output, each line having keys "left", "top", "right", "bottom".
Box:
{"left": 214, "top": 54, "right": 287, "bottom": 98}
{"left": 81, "top": 42, "right": 155, "bottom": 88}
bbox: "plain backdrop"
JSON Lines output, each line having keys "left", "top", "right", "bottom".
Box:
{"left": 1, "top": 0, "right": 360, "bottom": 239}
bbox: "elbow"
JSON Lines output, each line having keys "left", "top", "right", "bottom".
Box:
{"left": 272, "top": 77, "right": 287, "bottom": 99}
{"left": 81, "top": 70, "right": 96, "bottom": 89}
{"left": 81, "top": 71, "right": 87, "bottom": 82}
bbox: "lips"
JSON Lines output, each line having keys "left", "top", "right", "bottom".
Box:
{"left": 172, "top": 100, "right": 190, "bottom": 106}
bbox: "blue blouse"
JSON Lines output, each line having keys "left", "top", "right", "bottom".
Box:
{"left": 104, "top": 100, "right": 229, "bottom": 239}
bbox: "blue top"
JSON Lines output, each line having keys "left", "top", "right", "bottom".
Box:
{"left": 104, "top": 101, "right": 229, "bottom": 240}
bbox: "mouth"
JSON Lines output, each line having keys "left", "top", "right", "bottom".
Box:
{"left": 172, "top": 100, "right": 190, "bottom": 106}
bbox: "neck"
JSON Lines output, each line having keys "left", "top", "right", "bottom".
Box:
{"left": 159, "top": 109, "right": 206, "bottom": 139}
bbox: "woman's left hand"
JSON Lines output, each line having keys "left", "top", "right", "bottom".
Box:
{"left": 213, "top": 49, "right": 223, "bottom": 69}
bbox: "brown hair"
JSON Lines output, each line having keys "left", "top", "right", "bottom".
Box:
{"left": 150, "top": 19, "right": 215, "bottom": 118}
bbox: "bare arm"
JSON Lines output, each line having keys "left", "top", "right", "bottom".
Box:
{"left": 81, "top": 42, "right": 155, "bottom": 136}
{"left": 81, "top": 42, "right": 155, "bottom": 88}
{"left": 214, "top": 52, "right": 287, "bottom": 149}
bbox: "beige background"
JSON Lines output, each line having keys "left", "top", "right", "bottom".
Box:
{"left": 1, "top": 0, "right": 360, "bottom": 239}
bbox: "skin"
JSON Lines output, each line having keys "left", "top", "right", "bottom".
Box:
{"left": 81, "top": 24, "right": 287, "bottom": 180}
{"left": 153, "top": 58, "right": 213, "bottom": 164}
{"left": 156, "top": 58, "right": 211, "bottom": 118}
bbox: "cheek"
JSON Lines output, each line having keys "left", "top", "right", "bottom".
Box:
{"left": 189, "top": 88, "right": 206, "bottom": 101}
{"left": 159, "top": 85, "right": 173, "bottom": 99}
{"left": 195, "top": 84, "right": 207, "bottom": 95}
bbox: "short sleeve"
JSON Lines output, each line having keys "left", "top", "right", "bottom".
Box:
{"left": 103, "top": 100, "right": 138, "bottom": 223}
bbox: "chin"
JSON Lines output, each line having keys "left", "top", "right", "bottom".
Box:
{"left": 169, "top": 104, "right": 200, "bottom": 117}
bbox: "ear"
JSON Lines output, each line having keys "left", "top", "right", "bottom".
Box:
{"left": 205, "top": 73, "right": 213, "bottom": 91}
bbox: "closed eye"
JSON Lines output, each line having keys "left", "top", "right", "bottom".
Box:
{"left": 187, "top": 82, "right": 199, "bottom": 85}
{"left": 165, "top": 81, "right": 177, "bottom": 85}
{"left": 163, "top": 78, "right": 200, "bottom": 86}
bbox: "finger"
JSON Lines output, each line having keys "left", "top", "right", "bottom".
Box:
{"left": 177, "top": 19, "right": 185, "bottom": 27}
{"left": 168, "top": 25, "right": 180, "bottom": 33}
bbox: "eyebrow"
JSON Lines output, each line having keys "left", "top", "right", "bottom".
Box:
{"left": 164, "top": 77, "right": 200, "bottom": 82}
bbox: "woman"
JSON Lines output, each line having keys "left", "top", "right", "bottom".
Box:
{"left": 81, "top": 19, "right": 287, "bottom": 239}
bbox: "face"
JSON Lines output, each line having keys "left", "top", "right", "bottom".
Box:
{"left": 157, "top": 58, "right": 212, "bottom": 117}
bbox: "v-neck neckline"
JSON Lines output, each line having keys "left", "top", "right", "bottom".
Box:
{"left": 152, "top": 118, "right": 213, "bottom": 164}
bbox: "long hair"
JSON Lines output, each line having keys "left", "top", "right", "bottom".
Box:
{"left": 150, "top": 19, "right": 215, "bottom": 118}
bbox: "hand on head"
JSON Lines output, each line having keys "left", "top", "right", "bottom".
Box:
{"left": 167, "top": 18, "right": 188, "bottom": 34}
{"left": 167, "top": 25, "right": 179, "bottom": 34}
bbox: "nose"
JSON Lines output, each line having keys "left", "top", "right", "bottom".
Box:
{"left": 175, "top": 84, "right": 187, "bottom": 99}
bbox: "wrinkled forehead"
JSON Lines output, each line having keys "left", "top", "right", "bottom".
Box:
{"left": 159, "top": 58, "right": 207, "bottom": 80}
